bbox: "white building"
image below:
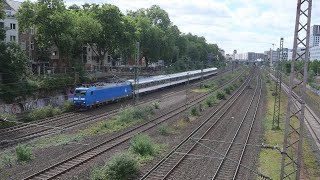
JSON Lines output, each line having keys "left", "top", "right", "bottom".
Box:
{"left": 310, "top": 25, "right": 320, "bottom": 47}
{"left": 287, "top": 47, "right": 320, "bottom": 61}
{"left": 310, "top": 46, "right": 320, "bottom": 60}
{"left": 0, "top": 0, "right": 20, "bottom": 44}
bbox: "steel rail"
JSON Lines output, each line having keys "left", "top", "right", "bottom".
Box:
{"left": 140, "top": 70, "right": 253, "bottom": 180}
{"left": 232, "top": 75, "right": 262, "bottom": 180}
{"left": 211, "top": 74, "right": 261, "bottom": 179}
{"left": 1, "top": 70, "right": 244, "bottom": 149}
{"left": 22, "top": 69, "right": 246, "bottom": 180}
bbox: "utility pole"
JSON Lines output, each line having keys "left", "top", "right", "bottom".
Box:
{"left": 184, "top": 72, "right": 190, "bottom": 121}
{"left": 280, "top": 0, "right": 312, "bottom": 179}
{"left": 272, "top": 38, "right": 283, "bottom": 130}
{"left": 133, "top": 42, "right": 140, "bottom": 106}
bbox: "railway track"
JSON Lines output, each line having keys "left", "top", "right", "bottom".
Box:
{"left": 22, "top": 69, "right": 248, "bottom": 180}
{"left": 140, "top": 69, "right": 260, "bottom": 180}
{"left": 0, "top": 69, "right": 244, "bottom": 148}
{"left": 269, "top": 73, "right": 320, "bottom": 150}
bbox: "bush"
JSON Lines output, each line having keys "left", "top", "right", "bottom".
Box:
{"left": 216, "top": 91, "right": 226, "bottom": 100}
{"left": 130, "top": 134, "right": 155, "bottom": 156}
{"left": 190, "top": 106, "right": 199, "bottom": 116}
{"left": 25, "top": 105, "right": 62, "bottom": 122}
{"left": 152, "top": 101, "right": 160, "bottom": 109}
{"left": 224, "top": 87, "right": 231, "bottom": 95}
{"left": 16, "top": 144, "right": 32, "bottom": 161}
{"left": 106, "top": 152, "right": 139, "bottom": 180}
{"left": 0, "top": 114, "right": 17, "bottom": 129}
{"left": 63, "top": 100, "right": 74, "bottom": 112}
{"left": 118, "top": 106, "right": 154, "bottom": 123}
{"left": 90, "top": 166, "right": 106, "bottom": 180}
{"left": 158, "top": 123, "right": 170, "bottom": 135}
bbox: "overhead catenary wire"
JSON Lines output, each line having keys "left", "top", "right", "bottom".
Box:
{"left": 193, "top": 139, "right": 273, "bottom": 180}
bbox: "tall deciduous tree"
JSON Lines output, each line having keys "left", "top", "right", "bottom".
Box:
{"left": 0, "top": 0, "right": 6, "bottom": 39}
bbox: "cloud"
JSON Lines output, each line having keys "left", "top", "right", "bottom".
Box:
{"left": 20, "top": 0, "right": 320, "bottom": 54}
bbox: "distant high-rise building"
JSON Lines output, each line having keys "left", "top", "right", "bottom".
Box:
{"left": 310, "top": 25, "right": 320, "bottom": 47}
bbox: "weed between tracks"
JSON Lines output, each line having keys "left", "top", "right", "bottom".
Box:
{"left": 90, "top": 134, "right": 166, "bottom": 180}
{"left": 257, "top": 72, "right": 320, "bottom": 179}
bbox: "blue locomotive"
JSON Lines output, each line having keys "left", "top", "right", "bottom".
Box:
{"left": 73, "top": 82, "right": 133, "bottom": 109}
{"left": 73, "top": 67, "right": 218, "bottom": 109}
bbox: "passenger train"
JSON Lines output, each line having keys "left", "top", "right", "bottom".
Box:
{"left": 73, "top": 67, "right": 218, "bottom": 109}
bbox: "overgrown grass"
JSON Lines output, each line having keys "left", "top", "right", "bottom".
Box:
{"left": 0, "top": 114, "right": 17, "bottom": 129}
{"left": 130, "top": 134, "right": 157, "bottom": 157}
{"left": 257, "top": 73, "right": 320, "bottom": 179}
{"left": 216, "top": 91, "right": 226, "bottom": 100}
{"left": 16, "top": 144, "right": 32, "bottom": 162}
{"left": 33, "top": 134, "right": 84, "bottom": 149}
{"left": 90, "top": 152, "right": 140, "bottom": 180}
{"left": 0, "top": 153, "right": 16, "bottom": 169}
{"left": 90, "top": 134, "right": 165, "bottom": 180}
{"left": 82, "top": 106, "right": 154, "bottom": 136}
{"left": 190, "top": 106, "right": 199, "bottom": 116}
{"left": 25, "top": 105, "right": 62, "bottom": 122}
{"left": 152, "top": 101, "right": 160, "bottom": 109}
{"left": 63, "top": 100, "right": 74, "bottom": 112}
{"left": 158, "top": 123, "right": 174, "bottom": 135}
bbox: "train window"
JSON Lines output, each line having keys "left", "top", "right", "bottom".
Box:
{"left": 80, "top": 91, "right": 86, "bottom": 96}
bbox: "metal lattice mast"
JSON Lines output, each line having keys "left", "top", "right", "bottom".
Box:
{"left": 272, "top": 38, "right": 284, "bottom": 130}
{"left": 280, "top": 0, "right": 312, "bottom": 179}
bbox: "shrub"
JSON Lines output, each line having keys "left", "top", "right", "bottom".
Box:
{"left": 224, "top": 87, "right": 231, "bottom": 95}
{"left": 158, "top": 123, "right": 170, "bottom": 135}
{"left": 216, "top": 91, "right": 226, "bottom": 100}
{"left": 152, "top": 101, "right": 160, "bottom": 109}
{"left": 0, "top": 114, "right": 17, "bottom": 129}
{"left": 90, "top": 166, "right": 106, "bottom": 180}
{"left": 25, "top": 106, "right": 62, "bottom": 122}
{"left": 130, "top": 134, "right": 155, "bottom": 156}
{"left": 16, "top": 144, "right": 32, "bottom": 161}
{"left": 106, "top": 152, "right": 139, "bottom": 180}
{"left": 63, "top": 100, "right": 74, "bottom": 112}
{"left": 118, "top": 106, "right": 153, "bottom": 123}
{"left": 190, "top": 106, "right": 199, "bottom": 116}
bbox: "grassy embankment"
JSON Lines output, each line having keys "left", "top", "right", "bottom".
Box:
{"left": 257, "top": 72, "right": 320, "bottom": 179}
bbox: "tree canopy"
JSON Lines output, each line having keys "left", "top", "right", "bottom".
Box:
{"left": 16, "top": 1, "right": 225, "bottom": 69}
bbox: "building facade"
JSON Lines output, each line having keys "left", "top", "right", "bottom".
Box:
{"left": 1, "top": 0, "right": 20, "bottom": 44}
{"left": 310, "top": 25, "right": 320, "bottom": 47}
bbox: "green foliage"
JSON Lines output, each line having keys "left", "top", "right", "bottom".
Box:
{"left": 158, "top": 123, "right": 171, "bottom": 135}
{"left": 63, "top": 100, "right": 74, "bottom": 112}
{"left": 0, "top": 114, "right": 17, "bottom": 129}
{"left": 190, "top": 106, "right": 199, "bottom": 116}
{"left": 205, "top": 96, "right": 217, "bottom": 107}
{"left": 224, "top": 86, "right": 232, "bottom": 95}
{"left": 16, "top": 144, "right": 32, "bottom": 161}
{"left": 90, "top": 166, "right": 106, "bottom": 180}
{"left": 152, "top": 101, "right": 160, "bottom": 109}
{"left": 216, "top": 91, "right": 226, "bottom": 100}
{"left": 25, "top": 106, "right": 62, "bottom": 122}
{"left": 0, "top": 42, "right": 31, "bottom": 103}
{"left": 130, "top": 134, "right": 155, "bottom": 156}
{"left": 117, "top": 106, "right": 153, "bottom": 123}
{"left": 105, "top": 152, "right": 139, "bottom": 180}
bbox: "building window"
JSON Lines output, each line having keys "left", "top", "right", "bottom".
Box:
{"left": 30, "top": 41, "right": 34, "bottom": 50}
{"left": 10, "top": 23, "right": 16, "bottom": 30}
{"left": 10, "top": 36, "right": 16, "bottom": 41}
{"left": 52, "top": 51, "right": 57, "bottom": 56}
{"left": 30, "top": 27, "right": 34, "bottom": 35}
{"left": 0, "top": 22, "right": 4, "bottom": 29}
{"left": 88, "top": 48, "right": 91, "bottom": 52}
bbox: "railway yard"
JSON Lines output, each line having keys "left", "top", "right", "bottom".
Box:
{"left": 0, "top": 66, "right": 320, "bottom": 180}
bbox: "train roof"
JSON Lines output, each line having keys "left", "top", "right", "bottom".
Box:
{"left": 76, "top": 82, "right": 131, "bottom": 91}
{"left": 128, "top": 67, "right": 217, "bottom": 84}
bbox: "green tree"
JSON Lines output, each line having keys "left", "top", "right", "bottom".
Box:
{"left": 0, "top": 43, "right": 31, "bottom": 102}
{"left": 88, "top": 4, "right": 125, "bottom": 64}
{"left": 0, "top": 0, "right": 6, "bottom": 39}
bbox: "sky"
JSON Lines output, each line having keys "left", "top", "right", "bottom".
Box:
{"left": 18, "top": 0, "right": 320, "bottom": 54}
